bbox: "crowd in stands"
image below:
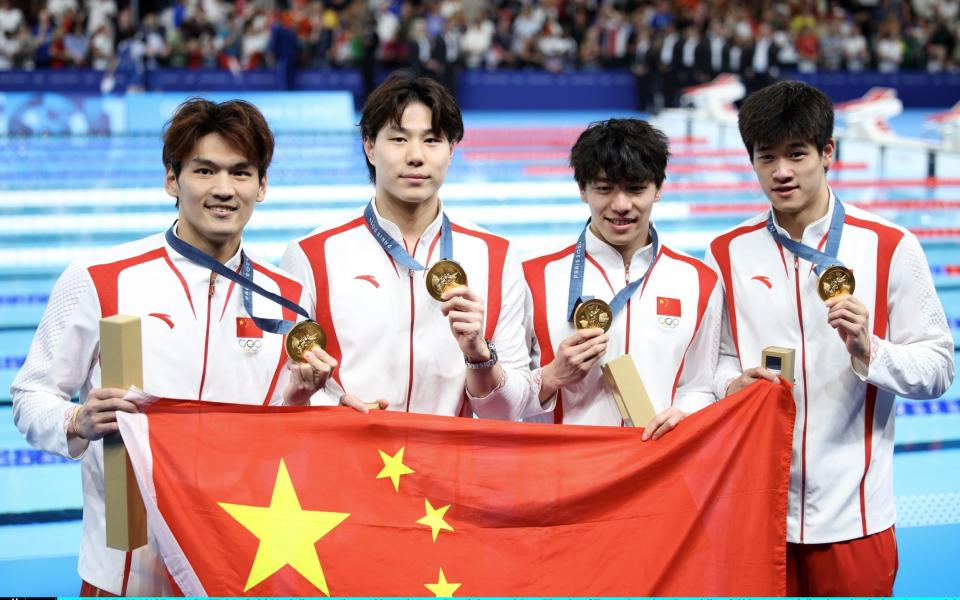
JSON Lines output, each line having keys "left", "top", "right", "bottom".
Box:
{"left": 0, "top": 0, "right": 958, "bottom": 105}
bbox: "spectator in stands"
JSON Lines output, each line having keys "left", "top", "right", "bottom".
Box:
{"left": 538, "top": 18, "right": 576, "bottom": 72}
{"left": 486, "top": 9, "right": 515, "bottom": 69}
{"left": 64, "top": 18, "right": 88, "bottom": 66}
{"left": 88, "top": 22, "right": 112, "bottom": 69}
{"left": 876, "top": 23, "right": 904, "bottom": 72}
{"left": 818, "top": 21, "right": 844, "bottom": 71}
{"left": 459, "top": 12, "right": 491, "bottom": 69}
{"left": 743, "top": 22, "right": 780, "bottom": 94}
{"left": 704, "top": 19, "right": 730, "bottom": 77}
{"left": 794, "top": 24, "right": 819, "bottom": 72}
{"left": 0, "top": 0, "right": 24, "bottom": 36}
{"left": 842, "top": 21, "right": 869, "bottom": 71}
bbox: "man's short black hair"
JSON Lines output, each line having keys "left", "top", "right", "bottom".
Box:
{"left": 359, "top": 71, "right": 464, "bottom": 183}
{"left": 569, "top": 119, "right": 670, "bottom": 189}
{"left": 738, "top": 80, "right": 835, "bottom": 161}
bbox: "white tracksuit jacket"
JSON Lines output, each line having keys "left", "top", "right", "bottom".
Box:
{"left": 523, "top": 227, "right": 722, "bottom": 425}
{"left": 11, "top": 231, "right": 304, "bottom": 595}
{"left": 705, "top": 193, "right": 955, "bottom": 544}
{"left": 281, "top": 202, "right": 534, "bottom": 419}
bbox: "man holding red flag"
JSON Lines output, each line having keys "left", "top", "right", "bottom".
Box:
{"left": 706, "top": 80, "right": 955, "bottom": 595}
{"left": 282, "top": 72, "right": 535, "bottom": 419}
{"left": 10, "top": 99, "right": 333, "bottom": 596}
{"left": 523, "top": 118, "right": 722, "bottom": 435}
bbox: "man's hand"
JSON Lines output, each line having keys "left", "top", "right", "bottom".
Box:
{"left": 541, "top": 328, "right": 608, "bottom": 391}
{"left": 440, "top": 286, "right": 490, "bottom": 362}
{"left": 283, "top": 347, "right": 338, "bottom": 406}
{"left": 340, "top": 394, "right": 389, "bottom": 413}
{"left": 825, "top": 294, "right": 871, "bottom": 366}
{"left": 642, "top": 406, "right": 686, "bottom": 441}
{"left": 724, "top": 367, "right": 781, "bottom": 397}
{"left": 72, "top": 387, "right": 139, "bottom": 440}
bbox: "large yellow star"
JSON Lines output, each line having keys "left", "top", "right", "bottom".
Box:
{"left": 416, "top": 498, "right": 454, "bottom": 542}
{"left": 218, "top": 459, "right": 350, "bottom": 595}
{"left": 424, "top": 568, "right": 461, "bottom": 597}
{"left": 376, "top": 446, "right": 414, "bottom": 492}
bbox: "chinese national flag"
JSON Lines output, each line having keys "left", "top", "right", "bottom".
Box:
{"left": 236, "top": 317, "right": 262, "bottom": 338}
{"left": 656, "top": 296, "right": 682, "bottom": 317}
{"left": 118, "top": 381, "right": 793, "bottom": 596}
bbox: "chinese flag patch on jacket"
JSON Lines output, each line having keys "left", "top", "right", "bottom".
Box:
{"left": 236, "top": 317, "right": 263, "bottom": 339}
{"left": 657, "top": 296, "right": 682, "bottom": 317}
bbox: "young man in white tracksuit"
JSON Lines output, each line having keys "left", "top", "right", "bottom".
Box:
{"left": 282, "top": 72, "right": 535, "bottom": 419}
{"left": 522, "top": 119, "right": 722, "bottom": 437}
{"left": 11, "top": 99, "right": 331, "bottom": 596}
{"left": 705, "top": 80, "right": 955, "bottom": 595}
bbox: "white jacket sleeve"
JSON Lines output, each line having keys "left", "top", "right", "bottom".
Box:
{"left": 468, "top": 246, "right": 536, "bottom": 421}
{"left": 860, "top": 233, "right": 955, "bottom": 398}
{"left": 673, "top": 282, "right": 722, "bottom": 413}
{"left": 703, "top": 247, "right": 743, "bottom": 398}
{"left": 11, "top": 261, "right": 101, "bottom": 459}
{"left": 279, "top": 239, "right": 344, "bottom": 407}
{"left": 517, "top": 280, "right": 557, "bottom": 420}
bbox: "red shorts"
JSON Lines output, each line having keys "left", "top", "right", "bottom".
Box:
{"left": 787, "top": 526, "right": 898, "bottom": 596}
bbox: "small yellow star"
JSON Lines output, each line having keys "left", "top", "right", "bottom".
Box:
{"left": 424, "top": 568, "right": 461, "bottom": 597}
{"left": 376, "top": 446, "right": 414, "bottom": 492}
{"left": 416, "top": 498, "right": 454, "bottom": 542}
{"left": 218, "top": 459, "right": 350, "bottom": 595}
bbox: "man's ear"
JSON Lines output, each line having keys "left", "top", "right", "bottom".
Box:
{"left": 363, "top": 136, "right": 376, "bottom": 166}
{"left": 257, "top": 173, "right": 267, "bottom": 203}
{"left": 821, "top": 138, "right": 836, "bottom": 163}
{"left": 164, "top": 167, "right": 179, "bottom": 199}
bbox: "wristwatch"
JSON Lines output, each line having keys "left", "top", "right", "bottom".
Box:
{"left": 464, "top": 340, "right": 498, "bottom": 369}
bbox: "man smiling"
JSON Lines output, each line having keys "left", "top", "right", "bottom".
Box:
{"left": 522, "top": 119, "right": 722, "bottom": 436}
{"left": 706, "top": 81, "right": 954, "bottom": 595}
{"left": 11, "top": 98, "right": 328, "bottom": 596}
{"left": 282, "top": 72, "right": 533, "bottom": 419}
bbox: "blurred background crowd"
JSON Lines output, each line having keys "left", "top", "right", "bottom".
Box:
{"left": 0, "top": 0, "right": 958, "bottom": 107}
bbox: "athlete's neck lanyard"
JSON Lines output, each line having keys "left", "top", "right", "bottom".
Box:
{"left": 765, "top": 195, "right": 846, "bottom": 275}
{"left": 566, "top": 220, "right": 659, "bottom": 322}
{"left": 363, "top": 200, "right": 453, "bottom": 269}
{"left": 164, "top": 224, "right": 309, "bottom": 334}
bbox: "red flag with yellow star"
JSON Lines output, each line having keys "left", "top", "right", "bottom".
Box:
{"left": 118, "top": 380, "right": 793, "bottom": 596}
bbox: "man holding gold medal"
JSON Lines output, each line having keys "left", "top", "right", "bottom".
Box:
{"left": 522, "top": 119, "right": 722, "bottom": 436}
{"left": 11, "top": 99, "right": 330, "bottom": 596}
{"left": 282, "top": 72, "right": 534, "bottom": 419}
{"left": 705, "top": 81, "right": 955, "bottom": 595}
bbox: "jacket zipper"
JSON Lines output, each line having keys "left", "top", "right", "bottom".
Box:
{"left": 405, "top": 269, "right": 416, "bottom": 412}
{"left": 197, "top": 271, "right": 216, "bottom": 400}
{"left": 793, "top": 253, "right": 810, "bottom": 542}
{"left": 622, "top": 262, "right": 632, "bottom": 427}
{"left": 404, "top": 239, "right": 420, "bottom": 412}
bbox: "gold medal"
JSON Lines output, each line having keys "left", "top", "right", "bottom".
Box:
{"left": 285, "top": 320, "right": 327, "bottom": 363}
{"left": 573, "top": 299, "right": 613, "bottom": 332}
{"left": 817, "top": 265, "right": 855, "bottom": 301}
{"left": 426, "top": 260, "right": 468, "bottom": 301}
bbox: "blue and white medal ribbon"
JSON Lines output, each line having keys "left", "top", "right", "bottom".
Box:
{"left": 566, "top": 219, "right": 659, "bottom": 323}
{"left": 164, "top": 224, "right": 309, "bottom": 335}
{"left": 764, "top": 197, "right": 846, "bottom": 275}
{"left": 363, "top": 200, "right": 454, "bottom": 267}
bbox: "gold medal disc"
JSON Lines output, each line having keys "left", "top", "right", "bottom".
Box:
{"left": 285, "top": 320, "right": 327, "bottom": 363}
{"left": 573, "top": 299, "right": 613, "bottom": 332}
{"left": 426, "top": 260, "right": 468, "bottom": 301}
{"left": 817, "top": 265, "right": 856, "bottom": 301}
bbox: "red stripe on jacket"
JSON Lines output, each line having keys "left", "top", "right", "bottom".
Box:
{"left": 297, "top": 216, "right": 366, "bottom": 387}
{"left": 845, "top": 214, "right": 903, "bottom": 535}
